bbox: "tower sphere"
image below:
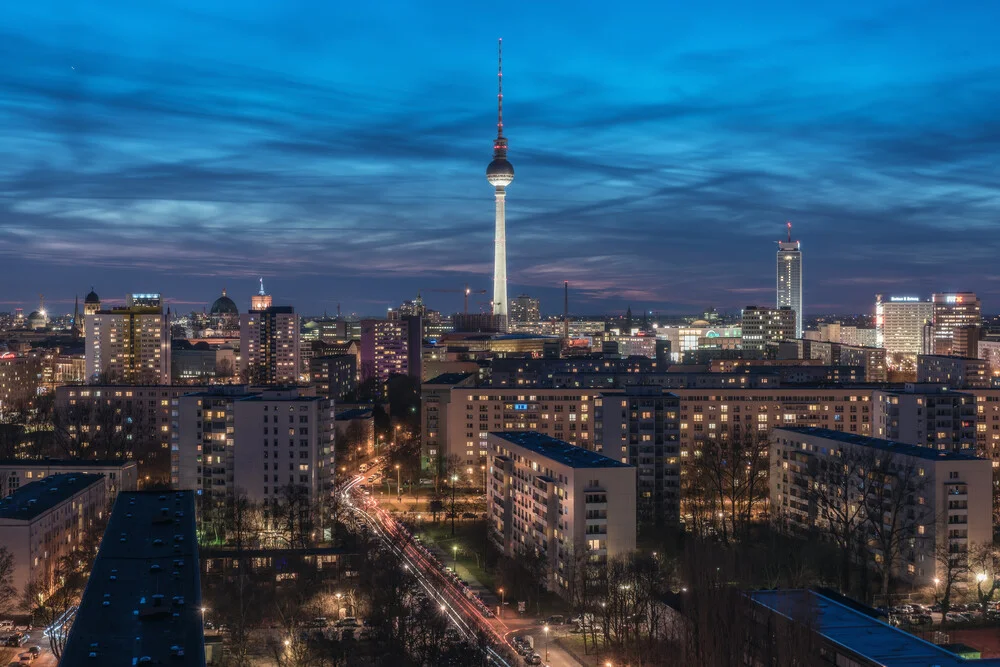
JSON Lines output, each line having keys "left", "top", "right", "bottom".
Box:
{"left": 487, "top": 158, "right": 514, "bottom": 186}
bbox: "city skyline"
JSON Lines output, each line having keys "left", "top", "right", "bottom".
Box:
{"left": 2, "top": 2, "right": 999, "bottom": 314}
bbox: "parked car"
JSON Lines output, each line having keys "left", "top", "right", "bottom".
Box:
{"left": 25, "top": 648, "right": 40, "bottom": 658}
{"left": 527, "top": 653, "right": 543, "bottom": 665}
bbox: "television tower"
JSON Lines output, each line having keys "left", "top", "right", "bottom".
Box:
{"left": 486, "top": 38, "right": 514, "bottom": 323}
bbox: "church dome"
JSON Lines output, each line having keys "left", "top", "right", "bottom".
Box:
{"left": 27, "top": 311, "right": 47, "bottom": 330}
{"left": 210, "top": 289, "right": 239, "bottom": 316}
{"left": 84, "top": 289, "right": 100, "bottom": 304}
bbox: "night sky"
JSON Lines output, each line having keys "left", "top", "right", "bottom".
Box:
{"left": 2, "top": 1, "right": 998, "bottom": 317}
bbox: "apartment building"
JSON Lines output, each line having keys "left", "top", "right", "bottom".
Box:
{"left": 872, "top": 386, "right": 976, "bottom": 451}
{"left": 310, "top": 354, "right": 358, "bottom": 400}
{"left": 84, "top": 294, "right": 171, "bottom": 384}
{"left": 594, "top": 386, "right": 681, "bottom": 525}
{"left": 240, "top": 305, "right": 300, "bottom": 385}
{"left": 488, "top": 432, "right": 636, "bottom": 596}
{"left": 174, "top": 387, "right": 336, "bottom": 517}
{"left": 0, "top": 458, "right": 137, "bottom": 501}
{"left": 0, "top": 473, "right": 108, "bottom": 599}
{"left": 56, "top": 384, "right": 212, "bottom": 484}
{"left": 771, "top": 427, "right": 991, "bottom": 589}
{"left": 917, "top": 355, "right": 990, "bottom": 389}
{"left": 421, "top": 375, "right": 601, "bottom": 476}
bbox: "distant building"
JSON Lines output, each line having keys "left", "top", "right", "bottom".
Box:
{"left": 488, "top": 432, "right": 636, "bottom": 596}
{"left": 932, "top": 292, "right": 981, "bottom": 356}
{"left": 771, "top": 427, "right": 991, "bottom": 589}
{"left": 360, "top": 316, "right": 422, "bottom": 385}
{"left": 61, "top": 491, "right": 205, "bottom": 667}
{"left": 614, "top": 333, "right": 657, "bottom": 359}
{"left": 595, "top": 386, "right": 681, "bottom": 525}
{"left": 776, "top": 223, "right": 803, "bottom": 338}
{"left": 0, "top": 355, "right": 42, "bottom": 411}
{"left": 509, "top": 295, "right": 540, "bottom": 323}
{"left": 0, "top": 473, "right": 108, "bottom": 599}
{"left": 240, "top": 305, "right": 300, "bottom": 385}
{"left": 837, "top": 344, "right": 888, "bottom": 383}
{"left": 741, "top": 306, "right": 795, "bottom": 357}
{"left": 310, "top": 354, "right": 357, "bottom": 400}
{"left": 207, "top": 288, "right": 240, "bottom": 337}
{"left": 978, "top": 340, "right": 1000, "bottom": 376}
{"left": 917, "top": 355, "right": 990, "bottom": 389}
{"left": 875, "top": 295, "right": 933, "bottom": 357}
{"left": 335, "top": 407, "right": 375, "bottom": 458}
{"left": 85, "top": 293, "right": 171, "bottom": 384}
{"left": 81, "top": 288, "right": 101, "bottom": 337}
{"left": 0, "top": 458, "right": 137, "bottom": 501}
{"left": 873, "top": 385, "right": 976, "bottom": 450}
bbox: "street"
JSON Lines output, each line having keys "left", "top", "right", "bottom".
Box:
{"left": 342, "top": 465, "right": 584, "bottom": 667}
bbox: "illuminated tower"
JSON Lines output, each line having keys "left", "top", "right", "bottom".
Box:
{"left": 486, "top": 38, "right": 514, "bottom": 324}
{"left": 250, "top": 277, "right": 272, "bottom": 311}
{"left": 776, "top": 221, "right": 803, "bottom": 338}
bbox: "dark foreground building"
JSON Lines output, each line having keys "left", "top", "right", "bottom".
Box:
{"left": 62, "top": 490, "right": 205, "bottom": 667}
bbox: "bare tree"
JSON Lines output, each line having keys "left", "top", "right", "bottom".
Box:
{"left": 969, "top": 541, "right": 1000, "bottom": 612}
{"left": 932, "top": 514, "right": 969, "bottom": 617}
{"left": 863, "top": 451, "right": 930, "bottom": 605}
{"left": 0, "top": 547, "right": 16, "bottom": 614}
{"left": 689, "top": 424, "right": 770, "bottom": 543}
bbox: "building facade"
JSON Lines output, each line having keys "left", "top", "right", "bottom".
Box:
{"left": 310, "top": 354, "right": 358, "bottom": 400}
{"left": 932, "top": 292, "right": 981, "bottom": 356}
{"left": 872, "top": 387, "right": 976, "bottom": 450}
{"left": 0, "top": 458, "right": 137, "bottom": 501}
{"left": 0, "top": 473, "right": 108, "bottom": 599}
{"left": 875, "top": 295, "right": 933, "bottom": 357}
{"left": 360, "top": 316, "right": 422, "bottom": 385}
{"left": 595, "top": 386, "right": 681, "bottom": 526}
{"left": 488, "top": 432, "right": 635, "bottom": 596}
{"left": 917, "top": 355, "right": 990, "bottom": 389}
{"left": 771, "top": 427, "right": 991, "bottom": 589}
{"left": 741, "top": 306, "right": 796, "bottom": 357}
{"left": 776, "top": 227, "right": 803, "bottom": 339}
{"left": 84, "top": 293, "right": 171, "bottom": 384}
{"left": 240, "top": 305, "right": 300, "bottom": 385}
{"left": 509, "top": 295, "right": 540, "bottom": 323}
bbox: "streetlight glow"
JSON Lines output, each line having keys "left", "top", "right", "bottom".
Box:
{"left": 978, "top": 572, "right": 988, "bottom": 583}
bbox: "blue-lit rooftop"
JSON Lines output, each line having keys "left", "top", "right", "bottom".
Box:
{"left": 491, "top": 431, "right": 630, "bottom": 469}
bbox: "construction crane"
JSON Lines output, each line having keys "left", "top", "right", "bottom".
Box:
{"left": 424, "top": 284, "right": 488, "bottom": 314}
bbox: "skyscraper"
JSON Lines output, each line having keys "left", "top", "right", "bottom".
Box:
{"left": 776, "top": 222, "right": 803, "bottom": 338}
{"left": 486, "top": 39, "right": 514, "bottom": 325}
{"left": 931, "top": 292, "right": 981, "bottom": 356}
{"left": 741, "top": 305, "right": 796, "bottom": 357}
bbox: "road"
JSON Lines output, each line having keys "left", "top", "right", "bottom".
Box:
{"left": 342, "top": 463, "right": 583, "bottom": 667}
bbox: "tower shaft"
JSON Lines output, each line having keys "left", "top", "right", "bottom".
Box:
{"left": 493, "top": 187, "right": 507, "bottom": 317}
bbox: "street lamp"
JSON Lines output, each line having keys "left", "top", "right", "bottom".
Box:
{"left": 978, "top": 572, "right": 988, "bottom": 583}
{"left": 498, "top": 587, "right": 505, "bottom": 619}
{"left": 450, "top": 473, "right": 458, "bottom": 536}
{"left": 453, "top": 544, "right": 458, "bottom": 562}
{"left": 395, "top": 464, "right": 401, "bottom": 501}
{"left": 543, "top": 624, "right": 549, "bottom": 661}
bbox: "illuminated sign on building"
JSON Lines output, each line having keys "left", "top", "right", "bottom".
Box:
{"left": 889, "top": 296, "right": 920, "bottom": 302}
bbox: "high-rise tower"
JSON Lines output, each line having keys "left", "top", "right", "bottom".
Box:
{"left": 486, "top": 38, "right": 514, "bottom": 324}
{"left": 776, "top": 221, "right": 803, "bottom": 338}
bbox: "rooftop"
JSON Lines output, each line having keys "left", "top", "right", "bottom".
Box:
{"left": 61, "top": 491, "right": 204, "bottom": 667}
{"left": 0, "top": 473, "right": 105, "bottom": 521}
{"left": 425, "top": 372, "right": 476, "bottom": 386}
{"left": 0, "top": 458, "right": 131, "bottom": 468}
{"left": 491, "top": 431, "right": 631, "bottom": 469}
{"left": 775, "top": 427, "right": 986, "bottom": 462}
{"left": 751, "top": 589, "right": 1000, "bottom": 666}
{"left": 335, "top": 408, "right": 373, "bottom": 420}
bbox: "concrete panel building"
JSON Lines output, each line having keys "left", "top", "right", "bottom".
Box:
{"left": 0, "top": 473, "right": 108, "bottom": 599}
{"left": 873, "top": 386, "right": 976, "bottom": 451}
{"left": 84, "top": 294, "right": 171, "bottom": 384}
{"left": 771, "top": 427, "right": 991, "bottom": 589}
{"left": 917, "top": 355, "right": 989, "bottom": 389}
{"left": 487, "top": 432, "right": 635, "bottom": 596}
{"left": 0, "top": 458, "right": 137, "bottom": 501}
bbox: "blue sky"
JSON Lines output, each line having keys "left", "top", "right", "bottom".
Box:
{"left": 1, "top": 1, "right": 999, "bottom": 316}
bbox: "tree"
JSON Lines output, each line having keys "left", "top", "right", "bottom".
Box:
{"left": 932, "top": 515, "right": 969, "bottom": 617}
{"left": 969, "top": 542, "right": 1000, "bottom": 612}
{"left": 862, "top": 451, "right": 930, "bottom": 605}
{"left": 22, "top": 556, "right": 86, "bottom": 660}
{"left": 0, "top": 547, "right": 16, "bottom": 614}
{"left": 689, "top": 423, "right": 770, "bottom": 543}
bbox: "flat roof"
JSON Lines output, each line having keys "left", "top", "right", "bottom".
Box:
{"left": 0, "top": 458, "right": 132, "bottom": 468}
{"left": 61, "top": 491, "right": 205, "bottom": 667}
{"left": 491, "top": 431, "right": 631, "bottom": 469}
{"left": 0, "top": 473, "right": 105, "bottom": 521}
{"left": 751, "top": 589, "right": 1000, "bottom": 666}
{"left": 774, "top": 427, "right": 985, "bottom": 462}
{"left": 335, "top": 408, "right": 372, "bottom": 420}
{"left": 425, "top": 372, "right": 475, "bottom": 385}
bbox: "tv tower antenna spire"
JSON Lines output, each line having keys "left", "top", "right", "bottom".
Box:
{"left": 786, "top": 220, "right": 792, "bottom": 243}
